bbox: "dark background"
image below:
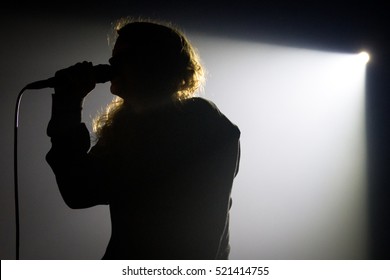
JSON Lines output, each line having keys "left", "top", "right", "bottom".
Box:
{"left": 1, "top": 0, "right": 388, "bottom": 259}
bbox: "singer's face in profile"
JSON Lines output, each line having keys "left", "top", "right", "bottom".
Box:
{"left": 109, "top": 38, "right": 134, "bottom": 100}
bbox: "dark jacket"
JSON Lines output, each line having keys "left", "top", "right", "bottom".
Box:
{"left": 46, "top": 95, "right": 240, "bottom": 259}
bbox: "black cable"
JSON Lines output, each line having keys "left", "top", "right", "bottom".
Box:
{"left": 14, "top": 86, "right": 27, "bottom": 260}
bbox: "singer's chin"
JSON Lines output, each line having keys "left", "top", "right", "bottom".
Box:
{"left": 110, "top": 84, "right": 124, "bottom": 99}
{"left": 110, "top": 84, "right": 117, "bottom": 95}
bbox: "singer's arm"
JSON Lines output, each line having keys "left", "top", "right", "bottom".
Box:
{"left": 46, "top": 94, "right": 110, "bottom": 208}
{"left": 45, "top": 62, "right": 110, "bottom": 208}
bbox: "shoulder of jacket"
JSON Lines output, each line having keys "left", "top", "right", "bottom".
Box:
{"left": 182, "top": 97, "right": 220, "bottom": 115}
{"left": 182, "top": 97, "right": 241, "bottom": 138}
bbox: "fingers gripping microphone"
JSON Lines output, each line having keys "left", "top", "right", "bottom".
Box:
{"left": 25, "top": 64, "right": 114, "bottom": 90}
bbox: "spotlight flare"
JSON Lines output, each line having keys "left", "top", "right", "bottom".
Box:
{"left": 358, "top": 51, "right": 370, "bottom": 64}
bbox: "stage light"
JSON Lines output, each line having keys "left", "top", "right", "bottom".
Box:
{"left": 358, "top": 51, "right": 370, "bottom": 64}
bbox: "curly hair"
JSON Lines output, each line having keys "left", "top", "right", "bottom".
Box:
{"left": 93, "top": 18, "right": 205, "bottom": 140}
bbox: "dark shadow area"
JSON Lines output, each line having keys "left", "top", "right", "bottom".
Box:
{"left": 366, "top": 50, "right": 390, "bottom": 259}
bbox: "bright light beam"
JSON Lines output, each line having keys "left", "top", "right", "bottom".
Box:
{"left": 191, "top": 35, "right": 368, "bottom": 259}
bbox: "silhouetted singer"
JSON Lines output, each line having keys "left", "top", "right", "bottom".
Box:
{"left": 46, "top": 18, "right": 241, "bottom": 259}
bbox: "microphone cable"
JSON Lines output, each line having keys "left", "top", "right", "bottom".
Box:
{"left": 13, "top": 65, "right": 113, "bottom": 259}
{"left": 14, "top": 82, "right": 42, "bottom": 259}
{"left": 14, "top": 86, "right": 28, "bottom": 260}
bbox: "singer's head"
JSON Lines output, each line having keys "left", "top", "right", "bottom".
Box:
{"left": 108, "top": 18, "right": 204, "bottom": 103}
{"left": 93, "top": 18, "right": 205, "bottom": 138}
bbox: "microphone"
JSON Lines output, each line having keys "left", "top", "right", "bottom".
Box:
{"left": 25, "top": 64, "right": 114, "bottom": 90}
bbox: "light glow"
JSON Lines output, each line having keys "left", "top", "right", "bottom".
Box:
{"left": 358, "top": 51, "right": 370, "bottom": 64}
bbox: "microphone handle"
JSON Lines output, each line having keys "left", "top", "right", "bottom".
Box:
{"left": 25, "top": 64, "right": 113, "bottom": 90}
{"left": 25, "top": 77, "right": 56, "bottom": 90}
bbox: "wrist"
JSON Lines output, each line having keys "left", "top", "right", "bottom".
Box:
{"left": 50, "top": 94, "right": 84, "bottom": 122}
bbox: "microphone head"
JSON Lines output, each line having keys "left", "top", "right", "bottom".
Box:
{"left": 94, "top": 64, "right": 115, "bottom": 83}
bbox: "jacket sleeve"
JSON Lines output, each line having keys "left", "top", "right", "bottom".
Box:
{"left": 46, "top": 94, "right": 110, "bottom": 209}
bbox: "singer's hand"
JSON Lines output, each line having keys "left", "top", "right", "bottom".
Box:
{"left": 54, "top": 61, "right": 96, "bottom": 98}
